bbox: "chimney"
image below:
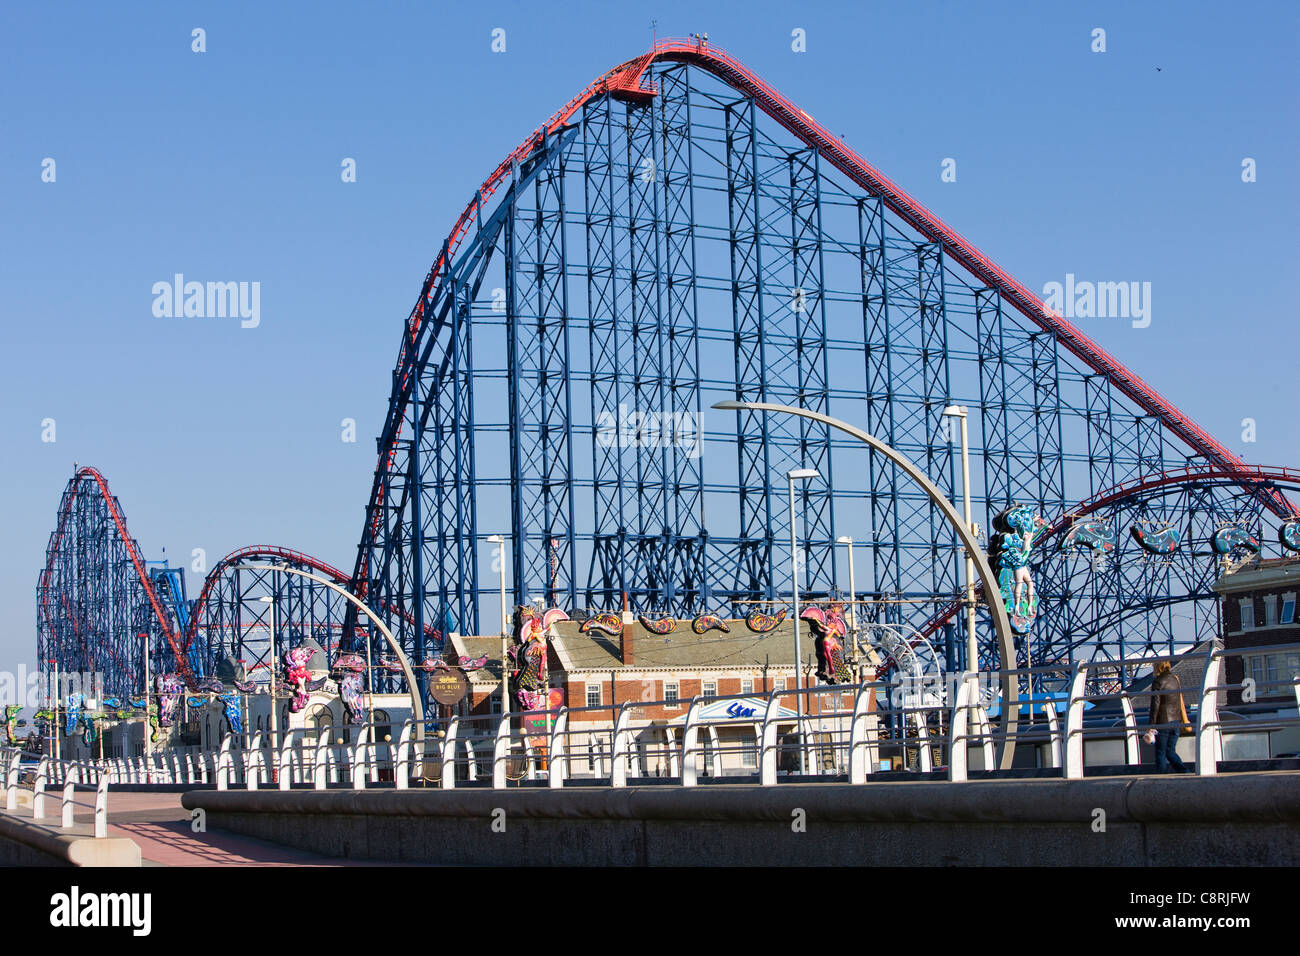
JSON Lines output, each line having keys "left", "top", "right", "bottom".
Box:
{"left": 620, "top": 591, "right": 634, "bottom": 665}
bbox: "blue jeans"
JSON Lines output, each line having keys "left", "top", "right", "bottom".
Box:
{"left": 1154, "top": 728, "right": 1187, "bottom": 773}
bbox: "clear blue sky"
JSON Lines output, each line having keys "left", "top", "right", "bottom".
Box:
{"left": 2, "top": 0, "right": 1296, "bottom": 671}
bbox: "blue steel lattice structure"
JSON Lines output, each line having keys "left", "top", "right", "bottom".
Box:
{"left": 36, "top": 42, "right": 1296, "bottom": 706}
{"left": 345, "top": 40, "right": 1295, "bottom": 699}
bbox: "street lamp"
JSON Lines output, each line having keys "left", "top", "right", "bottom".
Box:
{"left": 788, "top": 466, "right": 819, "bottom": 774}
{"left": 835, "top": 535, "right": 859, "bottom": 663}
{"left": 713, "top": 399, "right": 1020, "bottom": 769}
{"left": 942, "top": 404, "right": 978, "bottom": 674}
{"left": 487, "top": 534, "right": 510, "bottom": 716}
{"left": 257, "top": 595, "right": 278, "bottom": 756}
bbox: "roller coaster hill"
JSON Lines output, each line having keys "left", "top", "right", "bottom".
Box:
{"left": 33, "top": 38, "right": 1300, "bottom": 750}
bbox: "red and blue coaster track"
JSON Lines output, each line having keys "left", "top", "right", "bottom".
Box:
{"left": 36, "top": 39, "right": 1298, "bottom": 702}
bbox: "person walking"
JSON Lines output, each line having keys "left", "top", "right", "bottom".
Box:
{"left": 1144, "top": 661, "right": 1190, "bottom": 773}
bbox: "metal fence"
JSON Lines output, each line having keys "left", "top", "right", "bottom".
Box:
{"left": 19, "top": 641, "right": 1297, "bottom": 797}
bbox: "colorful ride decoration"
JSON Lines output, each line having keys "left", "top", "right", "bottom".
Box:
{"left": 580, "top": 612, "right": 622, "bottom": 637}
{"left": 691, "top": 614, "right": 730, "bottom": 635}
{"left": 156, "top": 675, "right": 185, "bottom": 729}
{"left": 1212, "top": 526, "right": 1260, "bottom": 556}
{"left": 1279, "top": 520, "right": 1300, "bottom": 553}
{"left": 217, "top": 692, "right": 243, "bottom": 734}
{"left": 3, "top": 706, "right": 21, "bottom": 745}
{"left": 988, "top": 505, "right": 1049, "bottom": 635}
{"left": 1060, "top": 517, "right": 1116, "bottom": 555}
{"left": 63, "top": 694, "right": 100, "bottom": 745}
{"left": 509, "top": 607, "right": 569, "bottom": 712}
{"left": 1130, "top": 523, "right": 1182, "bottom": 556}
{"left": 332, "top": 653, "right": 367, "bottom": 725}
{"left": 800, "top": 603, "right": 852, "bottom": 685}
{"left": 638, "top": 613, "right": 676, "bottom": 635}
{"left": 281, "top": 646, "right": 315, "bottom": 714}
{"left": 451, "top": 654, "right": 488, "bottom": 672}
{"left": 745, "top": 608, "right": 787, "bottom": 633}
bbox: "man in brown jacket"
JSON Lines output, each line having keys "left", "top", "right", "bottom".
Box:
{"left": 1145, "top": 661, "right": 1190, "bottom": 773}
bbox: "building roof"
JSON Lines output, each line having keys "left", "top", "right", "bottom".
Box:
{"left": 550, "top": 618, "right": 803, "bottom": 673}
{"left": 446, "top": 635, "right": 505, "bottom": 684}
{"left": 449, "top": 618, "right": 810, "bottom": 680}
{"left": 1213, "top": 556, "right": 1300, "bottom": 595}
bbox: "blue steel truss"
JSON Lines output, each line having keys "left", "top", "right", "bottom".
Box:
{"left": 345, "top": 56, "right": 1292, "bottom": 706}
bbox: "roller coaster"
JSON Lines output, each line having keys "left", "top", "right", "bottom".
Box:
{"left": 35, "top": 38, "right": 1298, "bottom": 707}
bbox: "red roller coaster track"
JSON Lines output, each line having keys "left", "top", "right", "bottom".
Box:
{"left": 39, "top": 467, "right": 196, "bottom": 688}
{"left": 361, "top": 37, "right": 1270, "bottom": 568}
{"left": 186, "top": 545, "right": 443, "bottom": 654}
{"left": 909, "top": 463, "right": 1300, "bottom": 651}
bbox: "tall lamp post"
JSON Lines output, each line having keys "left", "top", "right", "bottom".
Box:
{"left": 942, "top": 405, "right": 979, "bottom": 674}
{"left": 835, "top": 535, "right": 858, "bottom": 662}
{"left": 487, "top": 534, "right": 511, "bottom": 717}
{"left": 714, "top": 399, "right": 1020, "bottom": 769}
{"left": 257, "top": 595, "right": 278, "bottom": 754}
{"left": 787, "top": 467, "right": 819, "bottom": 774}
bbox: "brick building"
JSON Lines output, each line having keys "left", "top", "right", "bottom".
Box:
{"left": 1213, "top": 556, "right": 1300, "bottom": 708}
{"left": 447, "top": 616, "right": 873, "bottom": 777}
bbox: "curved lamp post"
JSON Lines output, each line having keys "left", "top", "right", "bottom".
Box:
{"left": 241, "top": 564, "right": 425, "bottom": 740}
{"left": 712, "top": 400, "right": 1019, "bottom": 769}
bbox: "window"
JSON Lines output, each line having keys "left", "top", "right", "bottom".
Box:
{"left": 1282, "top": 593, "right": 1296, "bottom": 625}
{"left": 1239, "top": 598, "right": 1255, "bottom": 631}
{"left": 1247, "top": 652, "right": 1300, "bottom": 693}
{"left": 702, "top": 681, "right": 717, "bottom": 698}
{"left": 1264, "top": 597, "right": 1279, "bottom": 627}
{"left": 773, "top": 678, "right": 786, "bottom": 692}
{"left": 372, "top": 709, "right": 391, "bottom": 743}
{"left": 664, "top": 682, "right": 679, "bottom": 706}
{"left": 741, "top": 733, "right": 757, "bottom": 768}
{"left": 741, "top": 679, "right": 754, "bottom": 696}
{"left": 586, "top": 683, "right": 602, "bottom": 708}
{"left": 489, "top": 694, "right": 503, "bottom": 714}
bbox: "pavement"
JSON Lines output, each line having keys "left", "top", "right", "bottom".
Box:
{"left": 77, "top": 791, "right": 388, "bottom": 866}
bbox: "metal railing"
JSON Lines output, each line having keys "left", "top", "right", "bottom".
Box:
{"left": 1, "top": 747, "right": 109, "bottom": 838}
{"left": 82, "top": 640, "right": 1300, "bottom": 791}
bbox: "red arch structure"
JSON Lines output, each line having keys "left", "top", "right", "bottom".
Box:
{"left": 186, "top": 546, "right": 444, "bottom": 674}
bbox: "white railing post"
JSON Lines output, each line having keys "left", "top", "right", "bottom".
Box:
{"left": 910, "top": 709, "right": 934, "bottom": 773}
{"left": 948, "top": 671, "right": 976, "bottom": 782}
{"left": 440, "top": 718, "right": 460, "bottom": 790}
{"left": 94, "top": 774, "right": 108, "bottom": 839}
{"left": 1064, "top": 662, "right": 1089, "bottom": 780}
{"left": 278, "top": 729, "right": 295, "bottom": 791}
{"left": 351, "top": 725, "right": 370, "bottom": 789}
{"left": 245, "top": 732, "right": 262, "bottom": 791}
{"left": 1043, "top": 701, "right": 1063, "bottom": 770}
{"left": 33, "top": 757, "right": 49, "bottom": 819}
{"left": 1119, "top": 693, "right": 1141, "bottom": 766}
{"left": 5, "top": 749, "right": 22, "bottom": 811}
{"left": 847, "top": 683, "right": 879, "bottom": 785}
{"left": 760, "top": 690, "right": 781, "bottom": 786}
{"left": 464, "top": 739, "right": 478, "bottom": 782}
{"left": 370, "top": 723, "right": 384, "bottom": 784}
{"left": 610, "top": 705, "right": 633, "bottom": 788}
{"left": 216, "top": 735, "right": 232, "bottom": 791}
{"left": 312, "top": 731, "right": 329, "bottom": 790}
{"left": 61, "top": 766, "right": 77, "bottom": 828}
{"left": 549, "top": 708, "right": 570, "bottom": 789}
{"left": 681, "top": 699, "right": 701, "bottom": 788}
{"left": 395, "top": 719, "right": 413, "bottom": 791}
{"left": 492, "top": 713, "right": 511, "bottom": 790}
{"left": 1197, "top": 647, "right": 1224, "bottom": 777}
